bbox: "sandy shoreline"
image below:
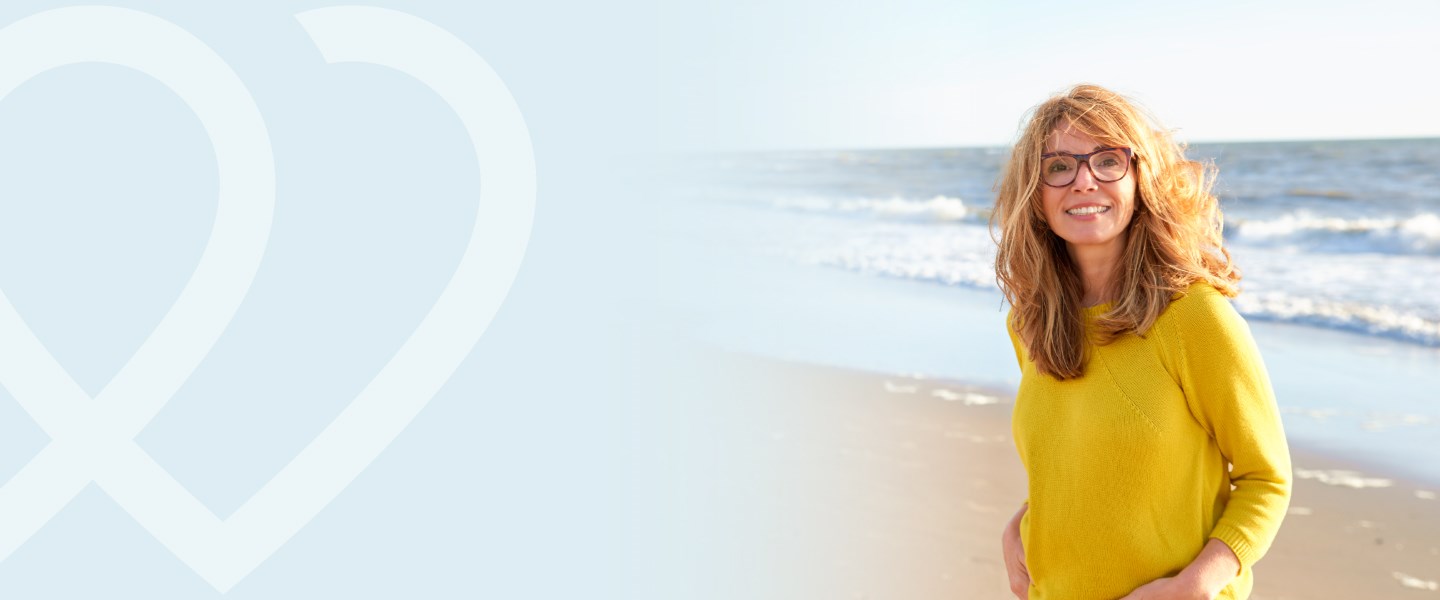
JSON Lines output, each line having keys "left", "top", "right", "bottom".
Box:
{"left": 659, "top": 343, "right": 1440, "bottom": 599}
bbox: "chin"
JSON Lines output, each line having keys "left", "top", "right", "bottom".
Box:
{"left": 1056, "top": 230, "right": 1107, "bottom": 244}
{"left": 1058, "top": 231, "right": 1123, "bottom": 248}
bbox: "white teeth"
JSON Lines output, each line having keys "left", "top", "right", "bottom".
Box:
{"left": 1066, "top": 206, "right": 1110, "bottom": 215}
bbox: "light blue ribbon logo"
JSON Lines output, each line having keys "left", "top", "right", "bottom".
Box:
{"left": 0, "top": 5, "right": 535, "bottom": 592}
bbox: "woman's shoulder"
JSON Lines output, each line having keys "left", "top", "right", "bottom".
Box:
{"left": 1155, "top": 280, "right": 1249, "bottom": 340}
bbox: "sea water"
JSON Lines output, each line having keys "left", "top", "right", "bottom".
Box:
{"left": 659, "top": 138, "right": 1440, "bottom": 485}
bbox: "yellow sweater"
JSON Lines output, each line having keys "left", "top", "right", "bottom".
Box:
{"left": 1007, "top": 282, "right": 1291, "bottom": 600}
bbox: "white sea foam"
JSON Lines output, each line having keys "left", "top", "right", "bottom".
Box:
{"left": 961, "top": 393, "right": 1001, "bottom": 406}
{"left": 1295, "top": 468, "right": 1394, "bottom": 489}
{"left": 784, "top": 219, "right": 1001, "bottom": 289}
{"left": 1282, "top": 406, "right": 1343, "bottom": 421}
{"left": 771, "top": 195, "right": 978, "bottom": 223}
{"left": 771, "top": 213, "right": 1440, "bottom": 346}
{"left": 1393, "top": 572, "right": 1440, "bottom": 591}
{"left": 1228, "top": 212, "right": 1440, "bottom": 255}
{"left": 932, "top": 388, "right": 1003, "bottom": 405}
{"left": 1231, "top": 292, "right": 1440, "bottom": 347}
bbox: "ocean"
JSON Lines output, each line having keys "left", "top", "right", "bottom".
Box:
{"left": 659, "top": 138, "right": 1440, "bottom": 485}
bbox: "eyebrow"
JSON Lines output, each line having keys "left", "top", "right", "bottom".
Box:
{"left": 1045, "top": 145, "right": 1106, "bottom": 155}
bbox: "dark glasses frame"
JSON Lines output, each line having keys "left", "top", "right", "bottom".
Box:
{"left": 1039, "top": 147, "right": 1134, "bottom": 187}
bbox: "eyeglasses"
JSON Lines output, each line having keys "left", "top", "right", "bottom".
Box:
{"left": 1039, "top": 147, "right": 1133, "bottom": 187}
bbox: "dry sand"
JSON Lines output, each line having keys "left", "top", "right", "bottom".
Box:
{"left": 661, "top": 344, "right": 1440, "bottom": 599}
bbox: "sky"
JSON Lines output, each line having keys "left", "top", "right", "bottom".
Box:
{"left": 658, "top": 0, "right": 1440, "bottom": 152}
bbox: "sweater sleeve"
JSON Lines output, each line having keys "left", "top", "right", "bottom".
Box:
{"left": 1168, "top": 290, "right": 1292, "bottom": 569}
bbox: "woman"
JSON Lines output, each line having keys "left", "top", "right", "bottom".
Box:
{"left": 991, "top": 84, "right": 1291, "bottom": 600}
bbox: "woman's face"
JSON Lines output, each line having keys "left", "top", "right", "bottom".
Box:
{"left": 1039, "top": 125, "right": 1137, "bottom": 257}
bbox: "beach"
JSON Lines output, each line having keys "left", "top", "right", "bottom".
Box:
{"left": 652, "top": 140, "right": 1440, "bottom": 598}
{"left": 653, "top": 342, "right": 1440, "bottom": 599}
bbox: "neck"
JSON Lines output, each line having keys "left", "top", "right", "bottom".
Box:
{"left": 1066, "top": 241, "right": 1124, "bottom": 307}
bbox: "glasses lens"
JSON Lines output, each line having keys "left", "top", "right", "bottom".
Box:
{"left": 1090, "top": 149, "right": 1128, "bottom": 182}
{"left": 1042, "top": 155, "right": 1078, "bottom": 186}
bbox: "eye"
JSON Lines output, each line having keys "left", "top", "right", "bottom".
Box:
{"left": 1045, "top": 160, "right": 1070, "bottom": 173}
{"left": 1096, "top": 156, "right": 1121, "bottom": 168}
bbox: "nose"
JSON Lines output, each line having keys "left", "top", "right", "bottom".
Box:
{"left": 1071, "top": 161, "right": 1098, "bottom": 191}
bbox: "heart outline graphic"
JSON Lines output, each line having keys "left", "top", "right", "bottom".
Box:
{"left": 0, "top": 5, "right": 535, "bottom": 592}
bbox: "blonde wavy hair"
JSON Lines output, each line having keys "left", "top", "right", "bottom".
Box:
{"left": 991, "top": 84, "right": 1240, "bottom": 380}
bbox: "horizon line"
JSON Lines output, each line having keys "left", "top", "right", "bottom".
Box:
{"left": 669, "top": 133, "right": 1440, "bottom": 156}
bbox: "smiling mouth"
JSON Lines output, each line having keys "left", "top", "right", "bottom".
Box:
{"left": 1066, "top": 206, "right": 1110, "bottom": 216}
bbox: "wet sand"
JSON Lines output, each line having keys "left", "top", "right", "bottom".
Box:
{"left": 658, "top": 344, "right": 1440, "bottom": 599}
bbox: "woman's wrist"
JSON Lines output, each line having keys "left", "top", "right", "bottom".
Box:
{"left": 1177, "top": 538, "right": 1241, "bottom": 597}
{"left": 1007, "top": 502, "right": 1028, "bottom": 529}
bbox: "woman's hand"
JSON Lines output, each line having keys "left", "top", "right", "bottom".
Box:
{"left": 1001, "top": 503, "right": 1030, "bottom": 599}
{"left": 1119, "top": 538, "right": 1238, "bottom": 600}
{"left": 1116, "top": 576, "right": 1214, "bottom": 600}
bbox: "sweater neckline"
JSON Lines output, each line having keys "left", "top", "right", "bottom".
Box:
{"left": 1082, "top": 301, "right": 1113, "bottom": 317}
